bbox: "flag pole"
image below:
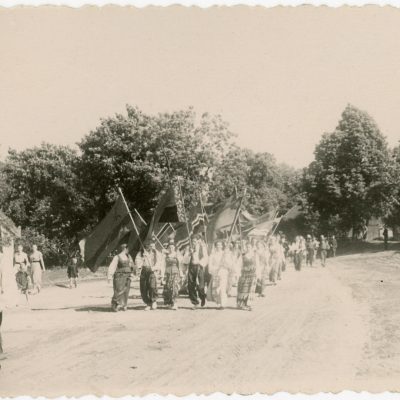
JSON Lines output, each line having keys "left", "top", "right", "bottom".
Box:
{"left": 236, "top": 200, "right": 244, "bottom": 249}
{"left": 117, "top": 187, "right": 146, "bottom": 252}
{"left": 134, "top": 208, "right": 147, "bottom": 226}
{"left": 176, "top": 176, "right": 193, "bottom": 250}
{"left": 198, "top": 190, "right": 209, "bottom": 248}
{"left": 227, "top": 189, "right": 246, "bottom": 247}
{"left": 134, "top": 207, "right": 166, "bottom": 250}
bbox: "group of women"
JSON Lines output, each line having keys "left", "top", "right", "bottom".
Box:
{"left": 108, "top": 233, "right": 290, "bottom": 312}
{"left": 13, "top": 244, "right": 46, "bottom": 299}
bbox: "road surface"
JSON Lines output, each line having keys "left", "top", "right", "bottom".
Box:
{"left": 1, "top": 251, "right": 400, "bottom": 396}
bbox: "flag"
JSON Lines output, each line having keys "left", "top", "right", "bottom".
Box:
{"left": 157, "top": 184, "right": 186, "bottom": 223}
{"left": 206, "top": 196, "right": 242, "bottom": 246}
{"left": 241, "top": 209, "right": 278, "bottom": 232}
{"left": 146, "top": 184, "right": 186, "bottom": 242}
{"left": 157, "top": 203, "right": 206, "bottom": 251}
{"left": 247, "top": 215, "right": 282, "bottom": 237}
{"left": 79, "top": 196, "right": 143, "bottom": 272}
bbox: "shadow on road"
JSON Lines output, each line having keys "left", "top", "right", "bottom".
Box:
{"left": 337, "top": 240, "right": 400, "bottom": 256}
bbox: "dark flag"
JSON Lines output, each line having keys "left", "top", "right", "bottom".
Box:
{"left": 79, "top": 195, "right": 142, "bottom": 272}
{"left": 146, "top": 184, "right": 186, "bottom": 242}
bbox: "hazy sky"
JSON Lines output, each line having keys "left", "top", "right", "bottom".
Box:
{"left": 1, "top": 6, "right": 400, "bottom": 168}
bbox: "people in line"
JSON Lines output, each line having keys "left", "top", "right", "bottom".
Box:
{"left": 8, "top": 230, "right": 336, "bottom": 315}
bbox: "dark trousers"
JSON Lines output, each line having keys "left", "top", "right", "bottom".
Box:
{"left": 188, "top": 263, "right": 206, "bottom": 306}
{"left": 306, "top": 249, "right": 314, "bottom": 266}
{"left": 0, "top": 311, "right": 3, "bottom": 354}
{"left": 294, "top": 253, "right": 303, "bottom": 271}
{"left": 140, "top": 267, "right": 158, "bottom": 306}
{"left": 112, "top": 273, "right": 131, "bottom": 309}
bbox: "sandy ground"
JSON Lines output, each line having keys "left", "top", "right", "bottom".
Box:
{"left": 1, "top": 250, "right": 400, "bottom": 396}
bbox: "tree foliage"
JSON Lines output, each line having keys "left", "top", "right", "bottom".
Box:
{"left": 0, "top": 105, "right": 303, "bottom": 265}
{"left": 304, "top": 104, "right": 395, "bottom": 235}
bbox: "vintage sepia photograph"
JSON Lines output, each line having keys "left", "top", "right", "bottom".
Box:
{"left": 1, "top": 5, "right": 400, "bottom": 396}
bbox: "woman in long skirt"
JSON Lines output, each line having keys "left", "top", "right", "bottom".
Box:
{"left": 256, "top": 240, "right": 269, "bottom": 297}
{"left": 14, "top": 245, "right": 30, "bottom": 301}
{"left": 237, "top": 241, "right": 258, "bottom": 311}
{"left": 227, "top": 241, "right": 241, "bottom": 297}
{"left": 268, "top": 236, "right": 281, "bottom": 285}
{"left": 29, "top": 245, "right": 45, "bottom": 294}
{"left": 162, "top": 240, "right": 182, "bottom": 310}
{"left": 207, "top": 240, "right": 224, "bottom": 305}
{"left": 293, "top": 236, "right": 306, "bottom": 271}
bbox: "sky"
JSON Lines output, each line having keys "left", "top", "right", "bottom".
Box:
{"left": 1, "top": 6, "right": 400, "bottom": 168}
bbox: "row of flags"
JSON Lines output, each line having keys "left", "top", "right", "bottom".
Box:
{"left": 79, "top": 183, "right": 282, "bottom": 272}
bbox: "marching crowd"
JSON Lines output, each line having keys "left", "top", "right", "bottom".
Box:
{"left": 0, "top": 231, "right": 339, "bottom": 359}
{"left": 107, "top": 232, "right": 339, "bottom": 312}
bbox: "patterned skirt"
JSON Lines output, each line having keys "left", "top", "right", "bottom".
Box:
{"left": 163, "top": 272, "right": 181, "bottom": 306}
{"left": 237, "top": 270, "right": 257, "bottom": 307}
{"left": 16, "top": 271, "right": 29, "bottom": 293}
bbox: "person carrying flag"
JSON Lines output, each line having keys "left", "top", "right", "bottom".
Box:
{"left": 183, "top": 234, "right": 208, "bottom": 309}
{"left": 107, "top": 244, "right": 135, "bottom": 312}
{"left": 162, "top": 239, "right": 183, "bottom": 310}
{"left": 136, "top": 239, "right": 161, "bottom": 311}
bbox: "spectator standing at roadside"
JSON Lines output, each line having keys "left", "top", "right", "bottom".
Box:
{"left": 329, "top": 235, "right": 338, "bottom": 257}
{"left": 383, "top": 227, "right": 389, "bottom": 251}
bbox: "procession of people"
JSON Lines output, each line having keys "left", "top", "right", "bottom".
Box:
{"left": 106, "top": 231, "right": 339, "bottom": 312}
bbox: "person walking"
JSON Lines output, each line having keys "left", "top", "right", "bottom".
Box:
{"left": 14, "top": 245, "right": 30, "bottom": 301}
{"left": 108, "top": 244, "right": 135, "bottom": 312}
{"left": 305, "top": 234, "right": 315, "bottom": 267}
{"left": 293, "top": 236, "right": 305, "bottom": 271}
{"left": 29, "top": 245, "right": 45, "bottom": 294}
{"left": 162, "top": 240, "right": 183, "bottom": 310}
{"left": 136, "top": 240, "right": 160, "bottom": 311}
{"left": 319, "top": 235, "right": 330, "bottom": 267}
{"left": 208, "top": 240, "right": 232, "bottom": 309}
{"left": 184, "top": 234, "right": 208, "bottom": 309}
{"left": 383, "top": 228, "right": 389, "bottom": 251}
{"left": 268, "top": 236, "right": 281, "bottom": 284}
{"left": 67, "top": 255, "right": 80, "bottom": 288}
{"left": 237, "top": 241, "right": 258, "bottom": 311}
{"left": 255, "top": 240, "right": 269, "bottom": 297}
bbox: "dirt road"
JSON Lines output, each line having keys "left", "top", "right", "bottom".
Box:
{"left": 1, "top": 252, "right": 400, "bottom": 395}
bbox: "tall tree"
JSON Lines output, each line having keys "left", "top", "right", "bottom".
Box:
{"left": 304, "top": 104, "right": 395, "bottom": 235}
{"left": 2, "top": 144, "right": 91, "bottom": 262}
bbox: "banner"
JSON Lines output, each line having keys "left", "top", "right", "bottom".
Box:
{"left": 79, "top": 195, "right": 143, "bottom": 272}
